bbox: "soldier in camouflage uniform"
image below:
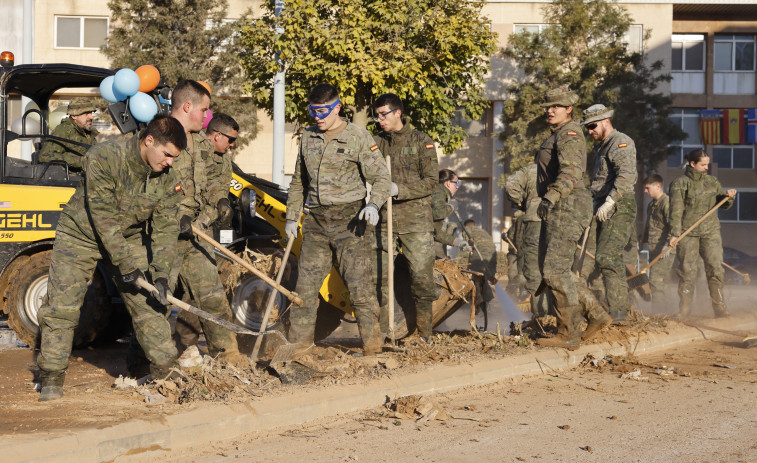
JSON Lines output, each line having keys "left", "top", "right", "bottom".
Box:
{"left": 669, "top": 149, "right": 736, "bottom": 318}
{"left": 36, "top": 116, "right": 187, "bottom": 401}
{"left": 285, "top": 84, "right": 391, "bottom": 356}
{"left": 582, "top": 104, "right": 638, "bottom": 323}
{"left": 462, "top": 220, "right": 497, "bottom": 313}
{"left": 431, "top": 169, "right": 468, "bottom": 258}
{"left": 174, "top": 113, "right": 239, "bottom": 348}
{"left": 643, "top": 174, "right": 676, "bottom": 312}
{"left": 39, "top": 97, "right": 99, "bottom": 172}
{"left": 506, "top": 163, "right": 549, "bottom": 316}
{"left": 535, "top": 87, "right": 612, "bottom": 349}
{"left": 503, "top": 210, "right": 526, "bottom": 298}
{"left": 370, "top": 94, "right": 438, "bottom": 340}
{"left": 167, "top": 81, "right": 244, "bottom": 364}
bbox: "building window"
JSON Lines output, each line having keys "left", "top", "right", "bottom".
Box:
{"left": 672, "top": 34, "right": 705, "bottom": 71}
{"left": 719, "top": 189, "right": 757, "bottom": 222}
{"left": 55, "top": 16, "right": 108, "bottom": 49}
{"left": 513, "top": 24, "right": 550, "bottom": 35}
{"left": 667, "top": 109, "right": 702, "bottom": 167}
{"left": 714, "top": 34, "right": 755, "bottom": 72}
{"left": 712, "top": 145, "right": 754, "bottom": 169}
{"left": 451, "top": 108, "right": 489, "bottom": 137}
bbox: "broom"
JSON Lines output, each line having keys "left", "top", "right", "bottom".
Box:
{"left": 722, "top": 262, "right": 751, "bottom": 284}
{"left": 627, "top": 196, "right": 731, "bottom": 288}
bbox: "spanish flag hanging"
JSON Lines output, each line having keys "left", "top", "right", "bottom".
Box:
{"left": 698, "top": 109, "right": 721, "bottom": 145}
{"left": 722, "top": 109, "right": 745, "bottom": 144}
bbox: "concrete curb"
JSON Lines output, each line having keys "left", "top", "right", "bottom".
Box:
{"left": 6, "top": 317, "right": 757, "bottom": 463}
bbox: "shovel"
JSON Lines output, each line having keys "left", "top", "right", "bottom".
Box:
{"left": 136, "top": 278, "right": 299, "bottom": 364}
{"left": 191, "top": 225, "right": 303, "bottom": 306}
{"left": 250, "top": 232, "right": 297, "bottom": 360}
{"left": 627, "top": 196, "right": 731, "bottom": 288}
{"left": 386, "top": 156, "right": 396, "bottom": 345}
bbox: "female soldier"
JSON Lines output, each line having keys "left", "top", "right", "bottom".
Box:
{"left": 669, "top": 149, "right": 736, "bottom": 317}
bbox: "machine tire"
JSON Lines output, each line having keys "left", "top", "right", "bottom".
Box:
{"left": 5, "top": 251, "right": 116, "bottom": 348}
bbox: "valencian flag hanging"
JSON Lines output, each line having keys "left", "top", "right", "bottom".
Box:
{"left": 722, "top": 108, "right": 745, "bottom": 144}
{"left": 747, "top": 109, "right": 757, "bottom": 144}
{"left": 698, "top": 109, "right": 721, "bottom": 145}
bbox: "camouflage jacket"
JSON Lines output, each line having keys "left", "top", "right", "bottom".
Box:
{"left": 536, "top": 120, "right": 587, "bottom": 205}
{"left": 374, "top": 120, "right": 438, "bottom": 234}
{"left": 643, "top": 192, "right": 673, "bottom": 256}
{"left": 286, "top": 121, "right": 391, "bottom": 222}
{"left": 463, "top": 225, "right": 497, "bottom": 279}
{"left": 669, "top": 165, "right": 734, "bottom": 237}
{"left": 38, "top": 117, "right": 99, "bottom": 171}
{"left": 56, "top": 135, "right": 182, "bottom": 279}
{"left": 505, "top": 164, "right": 541, "bottom": 222}
{"left": 590, "top": 129, "right": 637, "bottom": 202}
{"left": 173, "top": 132, "right": 227, "bottom": 229}
{"left": 431, "top": 184, "right": 456, "bottom": 246}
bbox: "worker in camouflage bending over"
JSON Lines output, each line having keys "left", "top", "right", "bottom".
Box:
{"left": 39, "top": 97, "right": 99, "bottom": 172}
{"left": 36, "top": 115, "right": 187, "bottom": 401}
{"left": 285, "top": 83, "right": 391, "bottom": 356}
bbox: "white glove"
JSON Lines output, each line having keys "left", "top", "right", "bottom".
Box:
{"left": 358, "top": 203, "right": 380, "bottom": 226}
{"left": 453, "top": 237, "right": 471, "bottom": 252}
{"left": 284, "top": 220, "right": 299, "bottom": 238}
{"left": 596, "top": 196, "right": 615, "bottom": 222}
{"left": 390, "top": 182, "right": 399, "bottom": 197}
{"left": 660, "top": 247, "right": 672, "bottom": 260}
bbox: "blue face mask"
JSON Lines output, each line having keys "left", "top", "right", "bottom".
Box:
{"left": 308, "top": 99, "right": 340, "bottom": 119}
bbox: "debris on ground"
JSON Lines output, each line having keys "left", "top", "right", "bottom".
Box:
{"left": 385, "top": 395, "right": 451, "bottom": 422}
{"left": 620, "top": 369, "right": 649, "bottom": 381}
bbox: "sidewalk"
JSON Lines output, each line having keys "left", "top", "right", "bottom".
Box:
{"left": 5, "top": 315, "right": 757, "bottom": 463}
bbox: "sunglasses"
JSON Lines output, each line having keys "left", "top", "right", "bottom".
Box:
{"left": 373, "top": 108, "right": 399, "bottom": 121}
{"left": 585, "top": 123, "right": 598, "bottom": 130}
{"left": 218, "top": 132, "right": 237, "bottom": 144}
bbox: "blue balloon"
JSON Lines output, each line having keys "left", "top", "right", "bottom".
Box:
{"left": 99, "top": 76, "right": 118, "bottom": 103}
{"left": 129, "top": 92, "right": 158, "bottom": 123}
{"left": 113, "top": 68, "right": 141, "bottom": 98}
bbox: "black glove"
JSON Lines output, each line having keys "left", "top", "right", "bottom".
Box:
{"left": 151, "top": 277, "right": 171, "bottom": 306}
{"left": 216, "top": 198, "right": 233, "bottom": 228}
{"left": 121, "top": 269, "right": 145, "bottom": 289}
{"left": 179, "top": 215, "right": 193, "bottom": 238}
{"left": 536, "top": 199, "right": 554, "bottom": 220}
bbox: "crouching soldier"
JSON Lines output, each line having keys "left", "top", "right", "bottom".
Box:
{"left": 36, "top": 116, "right": 187, "bottom": 401}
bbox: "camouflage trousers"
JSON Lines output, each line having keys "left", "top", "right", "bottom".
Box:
{"left": 648, "top": 241, "right": 676, "bottom": 312}
{"left": 521, "top": 220, "right": 549, "bottom": 317}
{"left": 289, "top": 201, "right": 381, "bottom": 352}
{"left": 539, "top": 188, "right": 605, "bottom": 336}
{"left": 675, "top": 233, "right": 727, "bottom": 315}
{"left": 505, "top": 217, "right": 526, "bottom": 296}
{"left": 590, "top": 196, "right": 635, "bottom": 312}
{"left": 37, "top": 229, "right": 177, "bottom": 379}
{"left": 373, "top": 228, "right": 436, "bottom": 337}
{"left": 171, "top": 237, "right": 239, "bottom": 356}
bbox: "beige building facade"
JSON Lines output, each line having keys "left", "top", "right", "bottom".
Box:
{"left": 3, "top": 0, "right": 757, "bottom": 255}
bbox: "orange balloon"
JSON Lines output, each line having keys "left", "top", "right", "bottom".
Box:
{"left": 197, "top": 80, "right": 211, "bottom": 95}
{"left": 135, "top": 65, "right": 160, "bottom": 93}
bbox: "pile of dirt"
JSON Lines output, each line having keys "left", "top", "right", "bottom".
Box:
{"left": 124, "top": 311, "right": 675, "bottom": 405}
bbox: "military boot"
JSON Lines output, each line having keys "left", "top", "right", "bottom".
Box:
{"left": 677, "top": 287, "right": 693, "bottom": 318}
{"left": 537, "top": 305, "right": 581, "bottom": 350}
{"left": 708, "top": 281, "right": 731, "bottom": 318}
{"left": 150, "top": 358, "right": 181, "bottom": 381}
{"left": 582, "top": 310, "right": 612, "bottom": 342}
{"left": 38, "top": 372, "right": 65, "bottom": 402}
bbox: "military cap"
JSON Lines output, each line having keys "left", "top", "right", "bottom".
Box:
{"left": 67, "top": 98, "right": 97, "bottom": 116}
{"left": 581, "top": 104, "right": 614, "bottom": 126}
{"left": 540, "top": 85, "right": 579, "bottom": 108}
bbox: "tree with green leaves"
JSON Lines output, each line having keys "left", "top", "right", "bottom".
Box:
{"left": 238, "top": 0, "right": 497, "bottom": 154}
{"left": 500, "top": 0, "right": 684, "bottom": 178}
{"left": 103, "top": 0, "right": 258, "bottom": 147}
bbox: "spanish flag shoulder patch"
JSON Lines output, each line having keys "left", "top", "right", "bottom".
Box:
{"left": 618, "top": 143, "right": 628, "bottom": 148}
{"left": 174, "top": 183, "right": 182, "bottom": 192}
{"left": 567, "top": 131, "right": 577, "bottom": 136}
{"left": 425, "top": 143, "right": 435, "bottom": 149}
{"left": 370, "top": 144, "right": 379, "bottom": 151}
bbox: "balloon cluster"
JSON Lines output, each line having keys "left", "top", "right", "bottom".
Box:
{"left": 99, "top": 65, "right": 161, "bottom": 123}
